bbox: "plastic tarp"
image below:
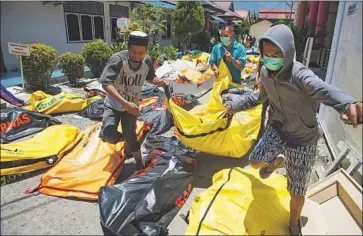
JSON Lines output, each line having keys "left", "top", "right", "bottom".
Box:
{"left": 246, "top": 49, "right": 260, "bottom": 55}
{"left": 155, "top": 60, "right": 196, "bottom": 81}
{"left": 99, "top": 149, "right": 196, "bottom": 236}
{"left": 177, "top": 68, "right": 214, "bottom": 85}
{"left": 167, "top": 60, "right": 262, "bottom": 158}
{"left": 0, "top": 125, "right": 81, "bottom": 177}
{"left": 29, "top": 121, "right": 145, "bottom": 201}
{"left": 141, "top": 84, "right": 166, "bottom": 99}
{"left": 0, "top": 84, "right": 26, "bottom": 107}
{"left": 84, "top": 81, "right": 107, "bottom": 98}
{"left": 185, "top": 168, "right": 290, "bottom": 235}
{"left": 23, "top": 91, "right": 102, "bottom": 115}
{"left": 181, "top": 52, "right": 210, "bottom": 65}
{"left": 78, "top": 99, "right": 106, "bottom": 121}
{"left": 1, "top": 108, "right": 61, "bottom": 143}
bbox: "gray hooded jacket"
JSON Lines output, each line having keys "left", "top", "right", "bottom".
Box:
{"left": 234, "top": 24, "right": 355, "bottom": 145}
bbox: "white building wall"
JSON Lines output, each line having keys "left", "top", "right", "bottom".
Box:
{"left": 319, "top": 2, "right": 362, "bottom": 182}
{"left": 1, "top": 1, "right": 130, "bottom": 71}
{"left": 250, "top": 20, "right": 273, "bottom": 40}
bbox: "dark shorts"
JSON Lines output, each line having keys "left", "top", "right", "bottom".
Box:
{"left": 249, "top": 126, "right": 317, "bottom": 196}
{"left": 99, "top": 106, "right": 140, "bottom": 152}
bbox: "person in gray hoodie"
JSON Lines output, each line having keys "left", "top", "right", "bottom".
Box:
{"left": 222, "top": 24, "right": 362, "bottom": 235}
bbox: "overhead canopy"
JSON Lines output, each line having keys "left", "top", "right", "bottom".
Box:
{"left": 150, "top": 1, "right": 176, "bottom": 10}
{"left": 211, "top": 15, "right": 227, "bottom": 24}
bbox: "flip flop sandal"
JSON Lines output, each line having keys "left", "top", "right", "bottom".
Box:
{"left": 288, "top": 221, "right": 302, "bottom": 236}
{"left": 259, "top": 155, "right": 285, "bottom": 179}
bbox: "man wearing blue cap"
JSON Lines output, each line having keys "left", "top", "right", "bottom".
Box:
{"left": 98, "top": 31, "right": 168, "bottom": 170}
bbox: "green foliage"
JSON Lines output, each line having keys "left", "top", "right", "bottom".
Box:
{"left": 193, "top": 31, "right": 210, "bottom": 52}
{"left": 210, "top": 37, "right": 217, "bottom": 49}
{"left": 124, "top": 21, "right": 142, "bottom": 40}
{"left": 110, "top": 42, "right": 127, "bottom": 54}
{"left": 81, "top": 39, "right": 113, "bottom": 78}
{"left": 21, "top": 43, "right": 57, "bottom": 90}
{"left": 162, "top": 45, "right": 178, "bottom": 61}
{"left": 290, "top": 24, "right": 308, "bottom": 62}
{"left": 234, "top": 23, "right": 250, "bottom": 37}
{"left": 58, "top": 52, "right": 85, "bottom": 85}
{"left": 131, "top": 3, "right": 169, "bottom": 43}
{"left": 172, "top": 1, "right": 205, "bottom": 52}
{"left": 148, "top": 43, "right": 162, "bottom": 62}
{"left": 248, "top": 11, "right": 260, "bottom": 26}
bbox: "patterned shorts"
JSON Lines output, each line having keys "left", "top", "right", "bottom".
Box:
{"left": 249, "top": 126, "right": 317, "bottom": 196}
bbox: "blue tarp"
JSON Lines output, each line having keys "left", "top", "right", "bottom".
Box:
{"left": 149, "top": 1, "right": 176, "bottom": 10}
{"left": 211, "top": 15, "right": 227, "bottom": 24}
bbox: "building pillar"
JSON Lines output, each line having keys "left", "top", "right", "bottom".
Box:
{"left": 315, "top": 1, "right": 330, "bottom": 46}
{"left": 104, "top": 2, "right": 111, "bottom": 43}
{"left": 297, "top": 1, "right": 307, "bottom": 31}
{"left": 307, "top": 1, "right": 319, "bottom": 36}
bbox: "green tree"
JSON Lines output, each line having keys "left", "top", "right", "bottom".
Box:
{"left": 130, "top": 3, "right": 168, "bottom": 44}
{"left": 248, "top": 11, "right": 259, "bottom": 26}
{"left": 172, "top": 1, "right": 205, "bottom": 53}
{"left": 124, "top": 21, "right": 142, "bottom": 41}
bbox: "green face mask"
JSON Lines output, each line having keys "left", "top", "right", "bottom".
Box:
{"left": 263, "top": 56, "right": 284, "bottom": 71}
{"left": 220, "top": 37, "right": 231, "bottom": 46}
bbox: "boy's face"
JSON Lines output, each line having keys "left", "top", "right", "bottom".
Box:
{"left": 262, "top": 41, "right": 283, "bottom": 58}
{"left": 128, "top": 45, "right": 147, "bottom": 63}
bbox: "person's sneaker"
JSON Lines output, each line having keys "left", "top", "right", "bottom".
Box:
{"left": 259, "top": 155, "right": 285, "bottom": 179}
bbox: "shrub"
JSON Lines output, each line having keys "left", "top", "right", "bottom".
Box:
{"left": 110, "top": 42, "right": 127, "bottom": 54}
{"left": 148, "top": 43, "right": 162, "bottom": 62}
{"left": 81, "top": 39, "right": 113, "bottom": 78}
{"left": 162, "top": 46, "right": 178, "bottom": 61}
{"left": 193, "top": 31, "right": 210, "bottom": 52}
{"left": 21, "top": 43, "right": 57, "bottom": 91}
{"left": 58, "top": 52, "right": 85, "bottom": 85}
{"left": 125, "top": 21, "right": 142, "bottom": 42}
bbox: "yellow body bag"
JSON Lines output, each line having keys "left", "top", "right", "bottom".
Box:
{"left": 167, "top": 60, "right": 262, "bottom": 158}
{"left": 186, "top": 168, "right": 291, "bottom": 235}
{"left": 181, "top": 52, "right": 210, "bottom": 64}
{"left": 0, "top": 124, "right": 81, "bottom": 178}
{"left": 23, "top": 91, "right": 101, "bottom": 115}
{"left": 32, "top": 121, "right": 144, "bottom": 201}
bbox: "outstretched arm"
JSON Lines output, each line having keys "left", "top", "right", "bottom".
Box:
{"left": 222, "top": 84, "right": 268, "bottom": 112}
{"left": 298, "top": 67, "right": 362, "bottom": 127}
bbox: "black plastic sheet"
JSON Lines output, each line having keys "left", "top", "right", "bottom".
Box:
{"left": 141, "top": 84, "right": 166, "bottom": 99}
{"left": 99, "top": 150, "right": 195, "bottom": 236}
{"left": 171, "top": 94, "right": 200, "bottom": 111}
{"left": 78, "top": 99, "right": 105, "bottom": 121}
{"left": 0, "top": 108, "right": 61, "bottom": 143}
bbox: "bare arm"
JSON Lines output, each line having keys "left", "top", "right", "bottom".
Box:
{"left": 147, "top": 77, "right": 169, "bottom": 86}
{"left": 231, "top": 58, "right": 244, "bottom": 71}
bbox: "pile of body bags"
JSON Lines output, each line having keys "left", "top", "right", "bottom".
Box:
{"left": 156, "top": 52, "right": 214, "bottom": 85}
{"left": 167, "top": 59, "right": 263, "bottom": 158}
{"left": 0, "top": 84, "right": 200, "bottom": 235}
{"left": 0, "top": 59, "right": 290, "bottom": 235}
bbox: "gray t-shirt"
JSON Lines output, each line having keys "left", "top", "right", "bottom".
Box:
{"left": 98, "top": 51, "right": 155, "bottom": 111}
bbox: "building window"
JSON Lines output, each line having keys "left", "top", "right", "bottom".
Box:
{"left": 94, "top": 16, "right": 104, "bottom": 39}
{"left": 162, "top": 14, "right": 171, "bottom": 39}
{"left": 64, "top": 1, "right": 105, "bottom": 42}
{"left": 66, "top": 14, "right": 81, "bottom": 41}
{"left": 111, "top": 17, "right": 118, "bottom": 41}
{"left": 109, "top": 5, "right": 129, "bottom": 41}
